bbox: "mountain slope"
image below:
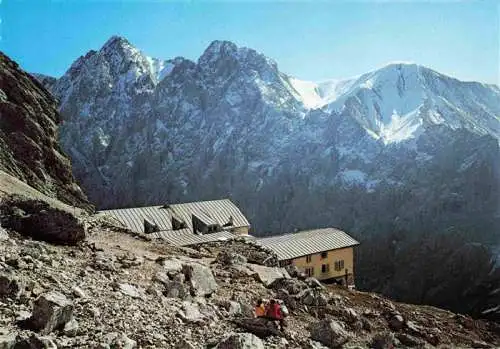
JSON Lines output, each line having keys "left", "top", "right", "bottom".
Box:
{"left": 289, "top": 63, "right": 500, "bottom": 144}
{"left": 0, "top": 52, "right": 90, "bottom": 210}
{"left": 34, "top": 37, "right": 500, "bottom": 239}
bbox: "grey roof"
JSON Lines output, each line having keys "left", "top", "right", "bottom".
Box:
{"left": 100, "top": 199, "right": 249, "bottom": 234}
{"left": 167, "top": 199, "right": 250, "bottom": 230}
{"left": 102, "top": 205, "right": 170, "bottom": 233}
{"left": 153, "top": 230, "right": 237, "bottom": 247}
{"left": 257, "top": 228, "right": 360, "bottom": 261}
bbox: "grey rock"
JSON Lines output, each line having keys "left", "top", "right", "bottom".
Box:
{"left": 0, "top": 332, "right": 16, "bottom": 349}
{"left": 309, "top": 319, "right": 351, "bottom": 348}
{"left": 153, "top": 272, "right": 170, "bottom": 285}
{"left": 182, "top": 263, "right": 217, "bottom": 297}
{"left": 177, "top": 301, "right": 205, "bottom": 323}
{"left": 30, "top": 291, "right": 74, "bottom": 335}
{"left": 299, "top": 289, "right": 328, "bottom": 306}
{"left": 0, "top": 198, "right": 86, "bottom": 245}
{"left": 63, "top": 318, "right": 78, "bottom": 337}
{"left": 371, "top": 332, "right": 396, "bottom": 349}
{"left": 161, "top": 258, "right": 183, "bottom": 274}
{"left": 305, "top": 277, "right": 324, "bottom": 289}
{"left": 396, "top": 333, "right": 424, "bottom": 347}
{"left": 116, "top": 283, "right": 144, "bottom": 299}
{"left": 215, "top": 333, "right": 264, "bottom": 349}
{"left": 0, "top": 272, "right": 23, "bottom": 299}
{"left": 270, "top": 278, "right": 305, "bottom": 295}
{"left": 388, "top": 314, "right": 405, "bottom": 331}
{"left": 163, "top": 281, "right": 189, "bottom": 299}
{"left": 15, "top": 311, "right": 31, "bottom": 322}
{"left": 247, "top": 264, "right": 290, "bottom": 287}
{"left": 71, "top": 286, "right": 86, "bottom": 298}
{"left": 0, "top": 227, "right": 8, "bottom": 242}
{"left": 218, "top": 300, "right": 241, "bottom": 316}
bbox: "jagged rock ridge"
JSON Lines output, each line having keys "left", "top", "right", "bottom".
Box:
{"left": 35, "top": 37, "right": 500, "bottom": 239}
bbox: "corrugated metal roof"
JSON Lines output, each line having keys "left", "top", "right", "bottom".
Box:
{"left": 102, "top": 206, "right": 171, "bottom": 233}
{"left": 168, "top": 199, "right": 250, "bottom": 230}
{"left": 153, "top": 230, "right": 236, "bottom": 246}
{"left": 257, "top": 228, "right": 360, "bottom": 261}
{"left": 100, "top": 199, "right": 250, "bottom": 234}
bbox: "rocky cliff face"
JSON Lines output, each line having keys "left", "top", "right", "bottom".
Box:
{"left": 0, "top": 52, "right": 90, "bottom": 211}
{"left": 37, "top": 37, "right": 499, "bottom": 242}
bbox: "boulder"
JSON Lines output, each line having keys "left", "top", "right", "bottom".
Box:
{"left": 0, "top": 198, "right": 86, "bottom": 245}
{"left": 309, "top": 319, "right": 351, "bottom": 348}
{"left": 115, "top": 283, "right": 144, "bottom": 299}
{"left": 305, "top": 278, "right": 324, "bottom": 289}
{"left": 153, "top": 272, "right": 171, "bottom": 285}
{"left": 63, "top": 318, "right": 78, "bottom": 337}
{"left": 163, "top": 281, "right": 190, "bottom": 299}
{"left": 215, "top": 333, "right": 264, "bottom": 349}
{"left": 370, "top": 332, "right": 396, "bottom": 349}
{"left": 0, "top": 272, "right": 23, "bottom": 299}
{"left": 177, "top": 301, "right": 205, "bottom": 323}
{"left": 182, "top": 263, "right": 217, "bottom": 297}
{"left": 388, "top": 314, "right": 405, "bottom": 331}
{"left": 30, "top": 291, "right": 73, "bottom": 335}
{"left": 71, "top": 286, "right": 86, "bottom": 299}
{"left": 233, "top": 318, "right": 280, "bottom": 338}
{"left": 0, "top": 227, "right": 8, "bottom": 242}
{"left": 396, "top": 333, "right": 425, "bottom": 347}
{"left": 0, "top": 332, "right": 16, "bottom": 349}
{"left": 299, "top": 289, "right": 328, "bottom": 306}
{"left": 269, "top": 278, "right": 305, "bottom": 295}
{"left": 218, "top": 300, "right": 241, "bottom": 316}
{"left": 247, "top": 264, "right": 289, "bottom": 287}
{"left": 161, "top": 258, "right": 183, "bottom": 274}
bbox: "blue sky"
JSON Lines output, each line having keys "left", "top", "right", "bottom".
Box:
{"left": 1, "top": 0, "right": 499, "bottom": 84}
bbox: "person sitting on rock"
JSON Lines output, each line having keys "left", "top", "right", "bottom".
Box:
{"left": 265, "top": 299, "right": 284, "bottom": 330}
{"left": 254, "top": 299, "right": 266, "bottom": 318}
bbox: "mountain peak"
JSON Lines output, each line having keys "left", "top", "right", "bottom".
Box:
{"left": 101, "top": 35, "right": 132, "bottom": 51}
{"left": 199, "top": 40, "right": 239, "bottom": 63}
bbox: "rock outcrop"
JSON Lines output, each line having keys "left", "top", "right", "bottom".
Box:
{"left": 0, "top": 195, "right": 86, "bottom": 245}
{"left": 0, "top": 52, "right": 90, "bottom": 211}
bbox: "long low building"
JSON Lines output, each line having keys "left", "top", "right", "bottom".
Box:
{"left": 101, "top": 199, "right": 250, "bottom": 246}
{"left": 258, "top": 228, "right": 360, "bottom": 286}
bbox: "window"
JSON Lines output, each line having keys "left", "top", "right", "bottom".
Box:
{"left": 305, "top": 267, "right": 314, "bottom": 277}
{"left": 321, "top": 264, "right": 330, "bottom": 273}
{"left": 321, "top": 251, "right": 328, "bottom": 259}
{"left": 334, "top": 260, "right": 345, "bottom": 271}
{"left": 306, "top": 255, "right": 312, "bottom": 263}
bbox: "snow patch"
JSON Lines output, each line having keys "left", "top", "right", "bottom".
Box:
{"left": 288, "top": 78, "right": 323, "bottom": 109}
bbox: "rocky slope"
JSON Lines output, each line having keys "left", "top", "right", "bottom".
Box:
{"left": 1, "top": 217, "right": 499, "bottom": 349}
{"left": 0, "top": 52, "right": 90, "bottom": 211}
{"left": 35, "top": 37, "right": 499, "bottom": 241}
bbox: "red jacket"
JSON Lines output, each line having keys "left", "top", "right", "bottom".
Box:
{"left": 266, "top": 303, "right": 282, "bottom": 320}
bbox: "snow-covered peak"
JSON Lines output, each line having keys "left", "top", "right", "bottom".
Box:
{"left": 101, "top": 35, "right": 132, "bottom": 51}
{"left": 198, "top": 40, "right": 278, "bottom": 72}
